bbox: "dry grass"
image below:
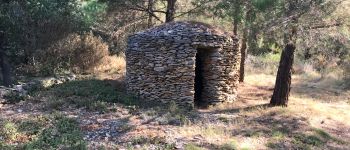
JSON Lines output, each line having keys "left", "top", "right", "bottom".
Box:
{"left": 170, "top": 71, "right": 350, "bottom": 149}
{"left": 92, "top": 55, "right": 126, "bottom": 76}
{"left": 2, "top": 55, "right": 349, "bottom": 149}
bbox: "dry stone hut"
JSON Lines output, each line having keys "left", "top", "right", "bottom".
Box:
{"left": 126, "top": 21, "right": 240, "bottom": 108}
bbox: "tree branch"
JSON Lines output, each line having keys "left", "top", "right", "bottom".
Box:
{"left": 306, "top": 22, "right": 342, "bottom": 30}
{"left": 127, "top": 5, "right": 164, "bottom": 23}
{"left": 174, "top": 2, "right": 207, "bottom": 18}
{"left": 126, "top": 3, "right": 164, "bottom": 23}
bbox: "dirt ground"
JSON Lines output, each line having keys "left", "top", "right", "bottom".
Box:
{"left": 1, "top": 73, "right": 349, "bottom": 150}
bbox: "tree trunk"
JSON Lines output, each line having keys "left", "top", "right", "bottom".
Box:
{"left": 232, "top": 0, "right": 240, "bottom": 36}
{"left": 233, "top": 21, "right": 238, "bottom": 36}
{"left": 239, "top": 28, "right": 247, "bottom": 83}
{"left": 0, "top": 50, "right": 12, "bottom": 87}
{"left": 147, "top": 0, "right": 154, "bottom": 27}
{"left": 165, "top": 0, "right": 177, "bottom": 22}
{"left": 0, "top": 31, "right": 12, "bottom": 87}
{"left": 270, "top": 42, "right": 295, "bottom": 106}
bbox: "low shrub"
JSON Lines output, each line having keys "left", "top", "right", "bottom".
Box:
{"left": 0, "top": 114, "right": 86, "bottom": 149}
{"left": 3, "top": 91, "right": 26, "bottom": 104}
{"left": 24, "top": 114, "right": 87, "bottom": 149}
{"left": 35, "top": 32, "right": 109, "bottom": 75}
{"left": 185, "top": 143, "right": 202, "bottom": 150}
{"left": 219, "top": 141, "right": 237, "bottom": 150}
{"left": 0, "top": 121, "right": 19, "bottom": 141}
{"left": 246, "top": 53, "right": 280, "bottom": 75}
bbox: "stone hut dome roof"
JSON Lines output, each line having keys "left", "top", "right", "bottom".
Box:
{"left": 132, "top": 21, "right": 232, "bottom": 38}
{"left": 126, "top": 21, "right": 240, "bottom": 107}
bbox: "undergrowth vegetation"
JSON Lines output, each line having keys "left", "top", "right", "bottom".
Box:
{"left": 0, "top": 114, "right": 86, "bottom": 149}
{"left": 34, "top": 32, "right": 110, "bottom": 75}
{"left": 36, "top": 79, "right": 136, "bottom": 112}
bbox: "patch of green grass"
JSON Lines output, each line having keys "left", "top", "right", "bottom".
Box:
{"left": 0, "top": 114, "right": 86, "bottom": 149}
{"left": 3, "top": 91, "right": 26, "bottom": 104}
{"left": 266, "top": 130, "right": 287, "bottom": 149}
{"left": 136, "top": 136, "right": 164, "bottom": 145}
{"left": 0, "top": 141, "right": 16, "bottom": 150}
{"left": 41, "top": 79, "right": 142, "bottom": 112}
{"left": 292, "top": 133, "right": 324, "bottom": 149}
{"left": 73, "top": 99, "right": 108, "bottom": 112}
{"left": 314, "top": 128, "right": 332, "bottom": 140}
{"left": 266, "top": 141, "right": 279, "bottom": 149}
{"left": 164, "top": 101, "right": 194, "bottom": 126}
{"left": 218, "top": 116, "right": 229, "bottom": 123}
{"left": 219, "top": 140, "right": 238, "bottom": 150}
{"left": 129, "top": 136, "right": 175, "bottom": 149}
{"left": 174, "top": 114, "right": 192, "bottom": 126}
{"left": 185, "top": 143, "right": 203, "bottom": 150}
{"left": 313, "top": 128, "right": 346, "bottom": 144}
{"left": 292, "top": 128, "right": 347, "bottom": 149}
{"left": 244, "top": 130, "right": 264, "bottom": 138}
{"left": 18, "top": 116, "right": 49, "bottom": 135}
{"left": 0, "top": 121, "right": 19, "bottom": 141}
{"left": 271, "top": 130, "right": 286, "bottom": 140}
{"left": 46, "top": 99, "right": 66, "bottom": 110}
{"left": 262, "top": 53, "right": 281, "bottom": 63}
{"left": 24, "top": 114, "right": 87, "bottom": 149}
{"left": 52, "top": 79, "right": 117, "bottom": 102}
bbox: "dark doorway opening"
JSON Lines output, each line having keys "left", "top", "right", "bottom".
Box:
{"left": 194, "top": 48, "right": 211, "bottom": 107}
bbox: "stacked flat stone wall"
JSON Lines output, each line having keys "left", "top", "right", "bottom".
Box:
{"left": 126, "top": 22, "right": 240, "bottom": 108}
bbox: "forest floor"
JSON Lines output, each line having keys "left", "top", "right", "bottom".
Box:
{"left": 0, "top": 70, "right": 350, "bottom": 149}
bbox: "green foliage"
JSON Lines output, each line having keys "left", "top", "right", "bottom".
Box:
{"left": 24, "top": 114, "right": 87, "bottom": 149}
{"left": 74, "top": 99, "right": 109, "bottom": 112}
{"left": 0, "top": 0, "right": 108, "bottom": 76}
{"left": 296, "top": 27, "right": 350, "bottom": 76}
{"left": 81, "top": 0, "right": 108, "bottom": 25}
{"left": 271, "top": 130, "right": 286, "bottom": 140}
{"left": 218, "top": 116, "right": 229, "bottom": 123}
{"left": 0, "top": 114, "right": 86, "bottom": 149}
{"left": 291, "top": 129, "right": 345, "bottom": 149}
{"left": 44, "top": 79, "right": 115, "bottom": 112}
{"left": 0, "top": 0, "right": 85, "bottom": 63}
{"left": 185, "top": 143, "right": 203, "bottom": 150}
{"left": 18, "top": 116, "right": 49, "bottom": 136}
{"left": 248, "top": 53, "right": 280, "bottom": 75}
{"left": 219, "top": 140, "right": 238, "bottom": 150}
{"left": 52, "top": 79, "right": 116, "bottom": 102}
{"left": 0, "top": 141, "right": 17, "bottom": 150}
{"left": 129, "top": 136, "right": 175, "bottom": 149}
{"left": 252, "top": 0, "right": 283, "bottom": 11}
{"left": 293, "top": 134, "right": 324, "bottom": 148}
{"left": 0, "top": 121, "right": 19, "bottom": 141}
{"left": 168, "top": 101, "right": 192, "bottom": 126}
{"left": 40, "top": 79, "right": 141, "bottom": 112}
{"left": 3, "top": 91, "right": 25, "bottom": 104}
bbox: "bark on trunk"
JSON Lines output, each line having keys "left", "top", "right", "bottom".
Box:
{"left": 232, "top": 1, "right": 239, "bottom": 36}
{"left": 166, "top": 0, "right": 176, "bottom": 22}
{"left": 147, "top": 0, "right": 154, "bottom": 27}
{"left": 270, "top": 43, "right": 295, "bottom": 106}
{"left": 239, "top": 28, "right": 247, "bottom": 83}
{"left": 233, "top": 21, "right": 238, "bottom": 36}
{"left": 0, "top": 50, "right": 12, "bottom": 87}
{"left": 0, "top": 32, "right": 12, "bottom": 87}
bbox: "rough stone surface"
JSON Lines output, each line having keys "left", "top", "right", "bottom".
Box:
{"left": 125, "top": 21, "right": 240, "bottom": 108}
